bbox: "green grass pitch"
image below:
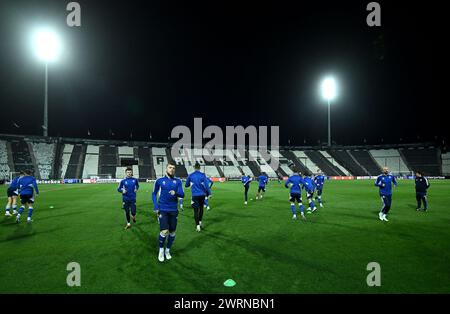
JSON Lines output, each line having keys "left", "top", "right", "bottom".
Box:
{"left": 1, "top": 180, "right": 449, "bottom": 293}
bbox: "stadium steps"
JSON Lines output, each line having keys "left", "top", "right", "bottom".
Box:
{"left": 75, "top": 145, "right": 87, "bottom": 179}
{"left": 26, "top": 142, "right": 41, "bottom": 179}
{"left": 136, "top": 147, "right": 153, "bottom": 179}
{"left": 398, "top": 149, "right": 412, "bottom": 173}
{"left": 98, "top": 145, "right": 119, "bottom": 178}
{"left": 349, "top": 150, "right": 382, "bottom": 175}
{"left": 304, "top": 150, "right": 344, "bottom": 176}
{"left": 213, "top": 159, "right": 225, "bottom": 177}
{"left": 165, "top": 147, "right": 188, "bottom": 178}
{"left": 327, "top": 150, "right": 368, "bottom": 176}
{"left": 247, "top": 160, "right": 261, "bottom": 177}
{"left": 65, "top": 144, "right": 83, "bottom": 178}
{"left": 280, "top": 150, "right": 311, "bottom": 175}
{"left": 277, "top": 166, "right": 288, "bottom": 177}
{"left": 10, "top": 140, "right": 35, "bottom": 174}
{"left": 401, "top": 147, "right": 442, "bottom": 176}
{"left": 5, "top": 141, "right": 15, "bottom": 173}
{"left": 53, "top": 142, "right": 65, "bottom": 179}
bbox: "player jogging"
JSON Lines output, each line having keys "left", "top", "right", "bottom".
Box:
{"left": 285, "top": 165, "right": 306, "bottom": 220}
{"left": 255, "top": 172, "right": 268, "bottom": 200}
{"left": 117, "top": 167, "right": 139, "bottom": 229}
{"left": 204, "top": 176, "right": 214, "bottom": 210}
{"left": 152, "top": 162, "right": 185, "bottom": 262}
{"left": 313, "top": 169, "right": 325, "bottom": 208}
{"left": 16, "top": 169, "right": 39, "bottom": 223}
{"left": 303, "top": 174, "right": 317, "bottom": 213}
{"left": 185, "top": 163, "right": 211, "bottom": 232}
{"left": 241, "top": 174, "right": 252, "bottom": 205}
{"left": 375, "top": 166, "right": 397, "bottom": 222}
{"left": 5, "top": 171, "right": 23, "bottom": 216}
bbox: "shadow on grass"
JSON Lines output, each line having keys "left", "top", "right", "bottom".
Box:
{"left": 1, "top": 225, "right": 59, "bottom": 243}
{"left": 34, "top": 210, "right": 88, "bottom": 222}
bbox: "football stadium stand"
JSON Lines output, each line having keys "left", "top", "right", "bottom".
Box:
{"left": 10, "top": 139, "right": 36, "bottom": 175}
{"left": 349, "top": 149, "right": 382, "bottom": 176}
{"left": 401, "top": 147, "right": 442, "bottom": 176}
{"left": 304, "top": 150, "right": 345, "bottom": 176}
{"left": 0, "top": 140, "right": 11, "bottom": 179}
{"left": 31, "top": 142, "right": 55, "bottom": 179}
{"left": 442, "top": 152, "right": 450, "bottom": 176}
{"left": 369, "top": 149, "right": 410, "bottom": 175}
{"left": 328, "top": 149, "right": 368, "bottom": 176}
{"left": 0, "top": 134, "right": 447, "bottom": 180}
{"left": 319, "top": 151, "right": 350, "bottom": 175}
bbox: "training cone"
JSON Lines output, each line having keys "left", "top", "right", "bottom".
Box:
{"left": 223, "top": 279, "right": 236, "bottom": 287}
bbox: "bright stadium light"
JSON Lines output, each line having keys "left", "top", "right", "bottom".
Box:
{"left": 32, "top": 28, "right": 61, "bottom": 62}
{"left": 32, "top": 28, "right": 62, "bottom": 137}
{"left": 320, "top": 76, "right": 338, "bottom": 147}
{"left": 321, "top": 77, "right": 337, "bottom": 101}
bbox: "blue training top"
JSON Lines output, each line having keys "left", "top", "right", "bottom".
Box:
{"left": 152, "top": 175, "right": 185, "bottom": 212}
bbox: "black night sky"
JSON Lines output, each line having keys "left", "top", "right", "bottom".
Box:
{"left": 0, "top": 0, "right": 444, "bottom": 145}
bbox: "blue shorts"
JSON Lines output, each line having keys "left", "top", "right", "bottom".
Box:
{"left": 20, "top": 194, "right": 34, "bottom": 204}
{"left": 122, "top": 200, "right": 136, "bottom": 214}
{"left": 158, "top": 211, "right": 178, "bottom": 232}
{"left": 289, "top": 193, "right": 302, "bottom": 203}
{"left": 7, "top": 188, "right": 18, "bottom": 198}
{"left": 258, "top": 186, "right": 266, "bottom": 193}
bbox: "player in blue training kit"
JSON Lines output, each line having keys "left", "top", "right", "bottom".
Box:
{"left": 303, "top": 174, "right": 317, "bottom": 213}
{"left": 152, "top": 162, "right": 185, "bottom": 262}
{"left": 285, "top": 166, "right": 306, "bottom": 220}
{"left": 16, "top": 169, "right": 39, "bottom": 223}
{"left": 313, "top": 169, "right": 325, "bottom": 208}
{"left": 204, "top": 176, "right": 214, "bottom": 210}
{"left": 185, "top": 163, "right": 212, "bottom": 232}
{"left": 255, "top": 173, "right": 269, "bottom": 200}
{"left": 241, "top": 174, "right": 252, "bottom": 204}
{"left": 375, "top": 167, "right": 397, "bottom": 222}
{"left": 5, "top": 171, "right": 23, "bottom": 217}
{"left": 117, "top": 167, "right": 139, "bottom": 230}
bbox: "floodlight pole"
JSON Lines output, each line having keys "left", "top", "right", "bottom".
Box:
{"left": 43, "top": 62, "right": 48, "bottom": 137}
{"left": 327, "top": 98, "right": 331, "bottom": 147}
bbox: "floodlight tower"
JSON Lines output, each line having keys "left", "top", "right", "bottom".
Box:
{"left": 32, "top": 28, "right": 61, "bottom": 137}
{"left": 321, "top": 77, "right": 337, "bottom": 147}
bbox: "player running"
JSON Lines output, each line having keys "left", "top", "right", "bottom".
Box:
{"left": 152, "top": 162, "right": 185, "bottom": 262}
{"left": 16, "top": 169, "right": 39, "bottom": 223}
{"left": 313, "top": 169, "right": 325, "bottom": 208}
{"left": 204, "top": 176, "right": 214, "bottom": 210}
{"left": 241, "top": 174, "right": 252, "bottom": 205}
{"left": 117, "top": 167, "right": 139, "bottom": 230}
{"left": 285, "top": 165, "right": 306, "bottom": 220}
{"left": 5, "top": 171, "right": 23, "bottom": 216}
{"left": 303, "top": 174, "right": 317, "bottom": 213}
{"left": 375, "top": 166, "right": 397, "bottom": 222}
{"left": 185, "top": 163, "right": 211, "bottom": 232}
{"left": 255, "top": 172, "right": 269, "bottom": 200}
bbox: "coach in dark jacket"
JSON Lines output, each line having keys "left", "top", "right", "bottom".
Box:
{"left": 415, "top": 171, "right": 430, "bottom": 211}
